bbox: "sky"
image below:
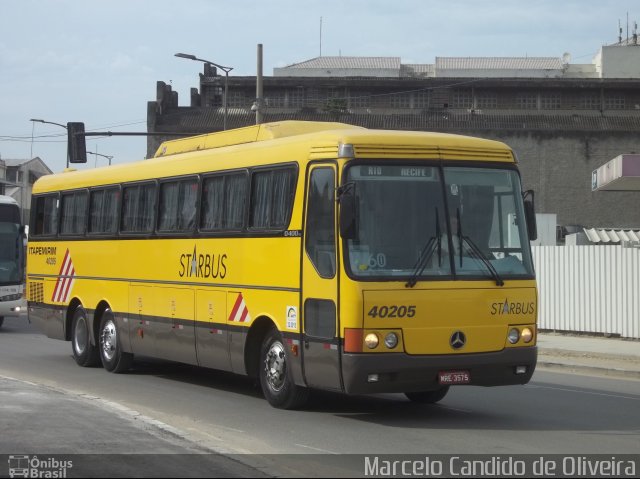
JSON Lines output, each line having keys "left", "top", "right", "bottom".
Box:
{"left": 1, "top": 0, "right": 638, "bottom": 173}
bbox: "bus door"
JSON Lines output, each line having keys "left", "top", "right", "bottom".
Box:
{"left": 301, "top": 163, "right": 341, "bottom": 391}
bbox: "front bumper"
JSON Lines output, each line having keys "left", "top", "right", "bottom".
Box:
{"left": 342, "top": 346, "right": 537, "bottom": 394}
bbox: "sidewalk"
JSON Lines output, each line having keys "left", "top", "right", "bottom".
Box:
{"left": 537, "top": 331, "right": 640, "bottom": 380}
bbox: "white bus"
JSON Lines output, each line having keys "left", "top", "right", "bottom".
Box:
{"left": 0, "top": 195, "right": 26, "bottom": 328}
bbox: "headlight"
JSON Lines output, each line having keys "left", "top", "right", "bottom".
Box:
{"left": 521, "top": 327, "right": 534, "bottom": 343}
{"left": 364, "top": 333, "right": 379, "bottom": 349}
{"left": 508, "top": 328, "right": 520, "bottom": 344}
{"left": 384, "top": 332, "right": 398, "bottom": 349}
{"left": 0, "top": 294, "right": 23, "bottom": 302}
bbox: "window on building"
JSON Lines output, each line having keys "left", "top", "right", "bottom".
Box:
{"left": 227, "top": 91, "right": 247, "bottom": 108}
{"left": 580, "top": 94, "right": 602, "bottom": 110}
{"left": 541, "top": 93, "right": 561, "bottom": 109}
{"left": 287, "top": 88, "right": 304, "bottom": 108}
{"left": 413, "top": 91, "right": 430, "bottom": 109}
{"left": 476, "top": 93, "right": 498, "bottom": 109}
{"left": 349, "top": 91, "right": 371, "bottom": 108}
{"left": 604, "top": 95, "right": 626, "bottom": 110}
{"left": 516, "top": 93, "right": 538, "bottom": 109}
{"left": 265, "top": 92, "right": 285, "bottom": 108}
{"left": 451, "top": 90, "right": 472, "bottom": 109}
{"left": 391, "top": 92, "right": 411, "bottom": 109}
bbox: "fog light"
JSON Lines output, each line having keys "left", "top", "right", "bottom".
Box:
{"left": 367, "top": 374, "right": 379, "bottom": 383}
{"left": 364, "top": 333, "right": 379, "bottom": 349}
{"left": 521, "top": 327, "right": 534, "bottom": 343}
{"left": 515, "top": 366, "right": 528, "bottom": 375}
{"left": 384, "top": 332, "right": 398, "bottom": 349}
{"left": 508, "top": 328, "right": 520, "bottom": 344}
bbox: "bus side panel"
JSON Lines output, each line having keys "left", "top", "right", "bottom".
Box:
{"left": 195, "top": 289, "right": 231, "bottom": 371}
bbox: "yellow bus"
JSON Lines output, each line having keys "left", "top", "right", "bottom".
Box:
{"left": 27, "top": 121, "right": 538, "bottom": 409}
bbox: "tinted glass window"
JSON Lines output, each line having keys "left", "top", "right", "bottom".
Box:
{"left": 250, "top": 167, "right": 296, "bottom": 229}
{"left": 305, "top": 167, "right": 335, "bottom": 278}
{"left": 158, "top": 178, "right": 198, "bottom": 232}
{"left": 121, "top": 183, "right": 156, "bottom": 233}
{"left": 0, "top": 204, "right": 20, "bottom": 224}
{"left": 60, "top": 191, "right": 88, "bottom": 235}
{"left": 89, "top": 188, "right": 119, "bottom": 234}
{"left": 201, "top": 173, "right": 248, "bottom": 231}
{"left": 32, "top": 195, "right": 59, "bottom": 236}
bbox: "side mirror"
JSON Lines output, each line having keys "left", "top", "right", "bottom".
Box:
{"left": 339, "top": 193, "right": 358, "bottom": 240}
{"left": 67, "top": 122, "right": 87, "bottom": 164}
{"left": 523, "top": 190, "right": 537, "bottom": 242}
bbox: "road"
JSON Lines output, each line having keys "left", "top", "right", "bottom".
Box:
{"left": 1, "top": 316, "right": 639, "bottom": 476}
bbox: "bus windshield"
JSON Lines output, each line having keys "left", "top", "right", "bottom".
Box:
{"left": 0, "top": 204, "right": 24, "bottom": 285}
{"left": 344, "top": 163, "right": 535, "bottom": 282}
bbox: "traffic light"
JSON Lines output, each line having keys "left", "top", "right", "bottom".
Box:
{"left": 67, "top": 122, "right": 87, "bottom": 164}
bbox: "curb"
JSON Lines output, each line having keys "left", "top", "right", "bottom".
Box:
{"left": 536, "top": 358, "right": 640, "bottom": 381}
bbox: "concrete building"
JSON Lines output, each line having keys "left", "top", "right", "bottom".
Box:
{"left": 147, "top": 38, "right": 640, "bottom": 233}
{"left": 0, "top": 158, "right": 53, "bottom": 224}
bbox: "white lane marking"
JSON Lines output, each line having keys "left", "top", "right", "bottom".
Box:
{"left": 294, "top": 443, "right": 339, "bottom": 454}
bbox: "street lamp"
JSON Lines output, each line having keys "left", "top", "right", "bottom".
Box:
{"left": 87, "top": 151, "right": 113, "bottom": 166}
{"left": 174, "top": 52, "right": 233, "bottom": 130}
{"left": 30, "top": 118, "right": 69, "bottom": 168}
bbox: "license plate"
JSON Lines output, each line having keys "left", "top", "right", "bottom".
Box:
{"left": 438, "top": 370, "right": 471, "bottom": 385}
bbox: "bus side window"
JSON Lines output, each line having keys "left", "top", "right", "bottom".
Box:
{"left": 32, "top": 195, "right": 59, "bottom": 236}
{"left": 200, "top": 172, "right": 248, "bottom": 232}
{"left": 121, "top": 183, "right": 156, "bottom": 233}
{"left": 305, "top": 167, "right": 336, "bottom": 278}
{"left": 250, "top": 167, "right": 296, "bottom": 230}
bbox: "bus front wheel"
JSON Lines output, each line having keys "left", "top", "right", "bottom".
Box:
{"left": 71, "top": 308, "right": 99, "bottom": 367}
{"left": 259, "top": 327, "right": 309, "bottom": 409}
{"left": 405, "top": 386, "right": 450, "bottom": 404}
{"left": 99, "top": 309, "right": 132, "bottom": 373}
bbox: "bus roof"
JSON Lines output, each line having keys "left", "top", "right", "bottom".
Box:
{"left": 0, "top": 195, "right": 19, "bottom": 206}
{"left": 154, "top": 121, "right": 363, "bottom": 158}
{"left": 33, "top": 121, "right": 515, "bottom": 193}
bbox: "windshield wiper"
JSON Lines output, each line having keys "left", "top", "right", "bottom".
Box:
{"left": 406, "top": 209, "right": 441, "bottom": 288}
{"left": 461, "top": 235, "right": 505, "bottom": 287}
{"left": 455, "top": 208, "right": 503, "bottom": 286}
{"left": 405, "top": 237, "right": 436, "bottom": 288}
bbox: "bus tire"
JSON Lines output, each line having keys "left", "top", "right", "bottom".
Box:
{"left": 71, "top": 308, "right": 99, "bottom": 367}
{"left": 98, "top": 309, "right": 132, "bottom": 373}
{"left": 0, "top": 317, "right": 4, "bottom": 329}
{"left": 405, "top": 386, "right": 449, "bottom": 404}
{"left": 259, "top": 327, "right": 309, "bottom": 409}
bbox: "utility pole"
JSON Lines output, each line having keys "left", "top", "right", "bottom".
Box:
{"left": 256, "top": 44, "right": 263, "bottom": 125}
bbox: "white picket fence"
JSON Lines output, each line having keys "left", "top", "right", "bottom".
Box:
{"left": 531, "top": 245, "right": 640, "bottom": 339}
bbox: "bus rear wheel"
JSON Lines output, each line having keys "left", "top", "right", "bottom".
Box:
{"left": 71, "top": 308, "right": 99, "bottom": 367}
{"left": 99, "top": 309, "right": 132, "bottom": 373}
{"left": 405, "top": 386, "right": 449, "bottom": 404}
{"left": 259, "top": 327, "right": 309, "bottom": 409}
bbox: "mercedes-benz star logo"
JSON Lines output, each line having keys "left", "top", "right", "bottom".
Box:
{"left": 450, "top": 331, "right": 466, "bottom": 350}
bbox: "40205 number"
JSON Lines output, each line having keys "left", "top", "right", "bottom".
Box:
{"left": 367, "top": 305, "right": 416, "bottom": 318}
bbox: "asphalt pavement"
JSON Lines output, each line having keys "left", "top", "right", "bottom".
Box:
{"left": 1, "top": 315, "right": 638, "bottom": 477}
